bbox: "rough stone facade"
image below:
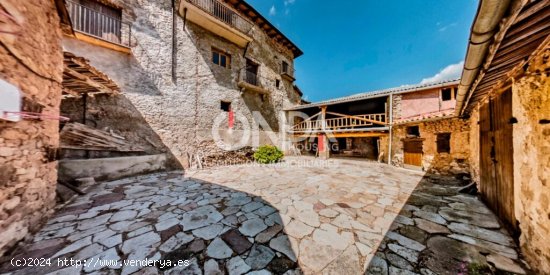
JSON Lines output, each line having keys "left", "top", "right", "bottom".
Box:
{"left": 465, "top": 45, "right": 550, "bottom": 274}
{"left": 391, "top": 118, "right": 470, "bottom": 175}
{"left": 61, "top": 0, "right": 301, "bottom": 168}
{"left": 468, "top": 107, "right": 481, "bottom": 184}
{"left": 511, "top": 46, "right": 550, "bottom": 274}
{"left": 388, "top": 84, "right": 469, "bottom": 175}
{"left": 0, "top": 0, "right": 63, "bottom": 256}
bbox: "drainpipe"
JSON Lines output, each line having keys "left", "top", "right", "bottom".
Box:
{"left": 183, "top": 8, "right": 187, "bottom": 28}
{"left": 388, "top": 93, "right": 393, "bottom": 165}
{"left": 455, "top": 0, "right": 513, "bottom": 116}
{"left": 172, "top": 0, "right": 177, "bottom": 83}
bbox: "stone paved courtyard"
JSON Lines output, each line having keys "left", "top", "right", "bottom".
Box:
{"left": 1, "top": 158, "right": 526, "bottom": 275}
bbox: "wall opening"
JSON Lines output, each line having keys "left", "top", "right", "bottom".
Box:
{"left": 406, "top": 125, "right": 420, "bottom": 137}
{"left": 441, "top": 88, "right": 452, "bottom": 101}
{"left": 220, "top": 101, "right": 231, "bottom": 112}
{"left": 436, "top": 133, "right": 451, "bottom": 153}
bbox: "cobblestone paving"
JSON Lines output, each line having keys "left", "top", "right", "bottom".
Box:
{"left": 1, "top": 158, "right": 525, "bottom": 275}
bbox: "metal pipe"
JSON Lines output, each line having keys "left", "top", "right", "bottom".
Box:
{"left": 455, "top": 0, "right": 513, "bottom": 116}
{"left": 388, "top": 93, "right": 393, "bottom": 165}
{"left": 172, "top": 0, "right": 178, "bottom": 83}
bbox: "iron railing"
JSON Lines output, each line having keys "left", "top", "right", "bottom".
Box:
{"left": 281, "top": 65, "right": 295, "bottom": 78}
{"left": 240, "top": 69, "right": 260, "bottom": 86}
{"left": 66, "top": 1, "right": 131, "bottom": 47}
{"left": 187, "top": 0, "right": 254, "bottom": 34}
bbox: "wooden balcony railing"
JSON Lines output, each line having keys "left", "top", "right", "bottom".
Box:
{"left": 291, "top": 113, "right": 387, "bottom": 132}
{"left": 280, "top": 65, "right": 295, "bottom": 79}
{"left": 187, "top": 0, "right": 254, "bottom": 34}
{"left": 66, "top": 1, "right": 131, "bottom": 47}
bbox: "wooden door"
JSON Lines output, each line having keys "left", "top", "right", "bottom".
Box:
{"left": 479, "top": 88, "right": 516, "bottom": 232}
{"left": 403, "top": 140, "right": 423, "bottom": 166}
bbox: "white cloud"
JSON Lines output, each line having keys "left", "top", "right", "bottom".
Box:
{"left": 438, "top": 22, "right": 457, "bottom": 32}
{"left": 420, "top": 61, "right": 464, "bottom": 84}
{"left": 269, "top": 5, "right": 276, "bottom": 16}
{"left": 284, "top": 0, "right": 295, "bottom": 6}
{"left": 283, "top": 0, "right": 295, "bottom": 15}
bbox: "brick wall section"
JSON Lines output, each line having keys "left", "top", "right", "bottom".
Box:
{"left": 391, "top": 118, "right": 470, "bottom": 175}
{"left": 0, "top": 0, "right": 63, "bottom": 256}
{"left": 62, "top": 0, "right": 301, "bottom": 168}
{"left": 511, "top": 46, "right": 550, "bottom": 274}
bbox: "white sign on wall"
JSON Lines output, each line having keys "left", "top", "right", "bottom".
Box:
{"left": 0, "top": 79, "right": 21, "bottom": 122}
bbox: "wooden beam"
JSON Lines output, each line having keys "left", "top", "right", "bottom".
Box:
{"left": 64, "top": 67, "right": 114, "bottom": 94}
{"left": 330, "top": 132, "right": 387, "bottom": 138}
{"left": 290, "top": 132, "right": 387, "bottom": 139}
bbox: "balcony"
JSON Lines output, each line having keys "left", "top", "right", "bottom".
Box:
{"left": 179, "top": 0, "right": 254, "bottom": 47}
{"left": 280, "top": 65, "right": 295, "bottom": 82}
{"left": 237, "top": 69, "right": 269, "bottom": 94}
{"left": 66, "top": 1, "right": 131, "bottom": 51}
{"left": 290, "top": 113, "right": 387, "bottom": 134}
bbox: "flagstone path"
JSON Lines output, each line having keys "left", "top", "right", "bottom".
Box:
{"left": 0, "top": 158, "right": 525, "bottom": 275}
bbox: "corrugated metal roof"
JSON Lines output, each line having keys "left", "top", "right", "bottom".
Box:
{"left": 286, "top": 79, "right": 460, "bottom": 111}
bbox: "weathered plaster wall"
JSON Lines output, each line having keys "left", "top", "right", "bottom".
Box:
{"left": 62, "top": 0, "right": 299, "bottom": 168}
{"left": 511, "top": 46, "right": 550, "bottom": 274}
{"left": 398, "top": 87, "right": 456, "bottom": 119}
{"left": 391, "top": 118, "right": 470, "bottom": 175}
{"left": 0, "top": 0, "right": 63, "bottom": 256}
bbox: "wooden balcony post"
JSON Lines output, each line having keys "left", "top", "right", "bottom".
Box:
{"left": 320, "top": 105, "right": 327, "bottom": 132}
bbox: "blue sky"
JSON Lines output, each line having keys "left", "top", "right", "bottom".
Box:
{"left": 247, "top": 0, "right": 479, "bottom": 102}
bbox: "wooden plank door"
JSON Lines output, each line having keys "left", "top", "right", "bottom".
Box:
{"left": 404, "top": 140, "right": 423, "bottom": 166}
{"left": 479, "top": 88, "right": 516, "bottom": 232}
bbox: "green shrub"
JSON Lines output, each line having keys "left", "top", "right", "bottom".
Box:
{"left": 468, "top": 262, "right": 493, "bottom": 275}
{"left": 253, "top": 145, "right": 284, "bottom": 164}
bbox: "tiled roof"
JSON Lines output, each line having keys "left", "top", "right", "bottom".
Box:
{"left": 286, "top": 79, "right": 459, "bottom": 111}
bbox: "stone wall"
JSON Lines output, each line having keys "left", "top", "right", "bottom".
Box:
{"left": 60, "top": 94, "right": 179, "bottom": 167}
{"left": 511, "top": 46, "right": 550, "bottom": 274}
{"left": 390, "top": 118, "right": 470, "bottom": 175}
{"left": 0, "top": 0, "right": 63, "bottom": 256}
{"left": 349, "top": 137, "right": 378, "bottom": 160}
{"left": 379, "top": 135, "right": 389, "bottom": 163}
{"left": 61, "top": 0, "right": 300, "bottom": 168}
{"left": 468, "top": 107, "right": 481, "bottom": 184}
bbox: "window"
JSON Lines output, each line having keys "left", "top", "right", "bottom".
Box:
{"left": 282, "top": 61, "right": 289, "bottom": 74}
{"left": 441, "top": 88, "right": 453, "bottom": 101}
{"left": 406, "top": 126, "right": 420, "bottom": 137}
{"left": 437, "top": 133, "right": 451, "bottom": 153}
{"left": 212, "top": 48, "right": 231, "bottom": 68}
{"left": 220, "top": 101, "right": 231, "bottom": 112}
{"left": 276, "top": 79, "right": 280, "bottom": 88}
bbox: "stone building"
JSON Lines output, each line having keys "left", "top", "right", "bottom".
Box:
{"left": 0, "top": 0, "right": 66, "bottom": 257}
{"left": 455, "top": 0, "right": 550, "bottom": 272}
{"left": 390, "top": 81, "right": 470, "bottom": 175}
{"left": 60, "top": 0, "right": 303, "bottom": 169}
{"left": 287, "top": 80, "right": 470, "bottom": 175}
